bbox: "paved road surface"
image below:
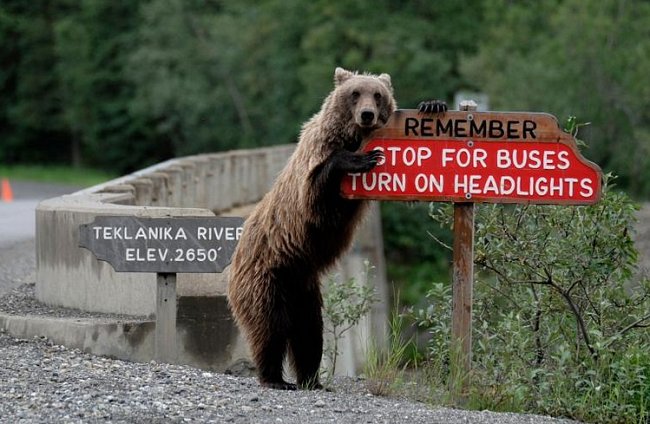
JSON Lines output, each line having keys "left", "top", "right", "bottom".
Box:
{"left": 0, "top": 200, "right": 40, "bottom": 248}
{"left": 0, "top": 181, "right": 81, "bottom": 296}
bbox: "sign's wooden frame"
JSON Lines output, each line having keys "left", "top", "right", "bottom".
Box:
{"left": 341, "top": 109, "right": 603, "bottom": 205}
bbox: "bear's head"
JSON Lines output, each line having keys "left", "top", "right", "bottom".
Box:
{"left": 329, "top": 67, "right": 396, "bottom": 147}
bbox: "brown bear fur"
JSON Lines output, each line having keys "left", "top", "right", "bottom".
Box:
{"left": 228, "top": 67, "right": 396, "bottom": 390}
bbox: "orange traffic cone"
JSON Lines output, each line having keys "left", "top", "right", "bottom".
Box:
{"left": 1, "top": 178, "right": 13, "bottom": 202}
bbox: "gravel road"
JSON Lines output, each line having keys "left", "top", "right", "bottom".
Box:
{"left": 0, "top": 239, "right": 34, "bottom": 297}
{"left": 0, "top": 281, "right": 582, "bottom": 423}
{"left": 0, "top": 331, "right": 580, "bottom": 424}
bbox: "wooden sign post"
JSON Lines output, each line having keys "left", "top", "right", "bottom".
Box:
{"left": 79, "top": 216, "right": 244, "bottom": 363}
{"left": 341, "top": 103, "right": 603, "bottom": 401}
{"left": 450, "top": 101, "right": 477, "bottom": 399}
{"left": 156, "top": 272, "right": 177, "bottom": 363}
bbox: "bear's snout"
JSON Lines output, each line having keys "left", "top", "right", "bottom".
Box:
{"left": 360, "top": 110, "right": 375, "bottom": 126}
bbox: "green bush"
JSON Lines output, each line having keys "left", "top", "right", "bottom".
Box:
{"left": 322, "top": 261, "right": 376, "bottom": 378}
{"left": 415, "top": 176, "right": 650, "bottom": 423}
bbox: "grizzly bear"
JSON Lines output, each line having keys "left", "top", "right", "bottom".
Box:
{"left": 228, "top": 67, "right": 446, "bottom": 390}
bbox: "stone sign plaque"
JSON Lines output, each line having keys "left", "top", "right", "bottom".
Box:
{"left": 79, "top": 216, "right": 245, "bottom": 273}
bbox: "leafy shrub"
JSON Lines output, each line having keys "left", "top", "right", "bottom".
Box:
{"left": 415, "top": 176, "right": 650, "bottom": 423}
{"left": 322, "top": 261, "right": 376, "bottom": 378}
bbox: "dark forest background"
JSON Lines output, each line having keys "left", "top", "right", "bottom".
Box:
{"left": 2, "top": 0, "right": 648, "bottom": 196}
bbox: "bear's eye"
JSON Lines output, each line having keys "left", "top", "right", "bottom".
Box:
{"left": 374, "top": 92, "right": 382, "bottom": 101}
{"left": 351, "top": 90, "right": 360, "bottom": 100}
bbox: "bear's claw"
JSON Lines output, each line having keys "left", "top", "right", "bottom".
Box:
{"left": 358, "top": 149, "right": 383, "bottom": 172}
{"left": 418, "top": 100, "right": 448, "bottom": 114}
{"left": 366, "top": 149, "right": 384, "bottom": 163}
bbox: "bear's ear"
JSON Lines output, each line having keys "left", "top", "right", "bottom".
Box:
{"left": 334, "top": 67, "right": 354, "bottom": 87}
{"left": 378, "top": 73, "right": 392, "bottom": 90}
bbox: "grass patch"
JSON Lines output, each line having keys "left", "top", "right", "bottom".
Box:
{"left": 364, "top": 313, "right": 412, "bottom": 397}
{"left": 0, "top": 164, "right": 117, "bottom": 187}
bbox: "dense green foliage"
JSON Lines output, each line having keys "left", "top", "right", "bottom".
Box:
{"left": 414, "top": 179, "right": 650, "bottom": 422}
{"left": 463, "top": 0, "right": 650, "bottom": 197}
{"left": 6, "top": 0, "right": 646, "bottom": 197}
{"left": 0, "top": 0, "right": 481, "bottom": 174}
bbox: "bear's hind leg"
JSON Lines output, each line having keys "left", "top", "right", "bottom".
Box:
{"left": 256, "top": 338, "right": 296, "bottom": 390}
{"left": 250, "top": 312, "right": 296, "bottom": 390}
{"left": 288, "top": 285, "right": 324, "bottom": 390}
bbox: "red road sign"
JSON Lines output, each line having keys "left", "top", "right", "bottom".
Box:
{"left": 341, "top": 110, "right": 602, "bottom": 205}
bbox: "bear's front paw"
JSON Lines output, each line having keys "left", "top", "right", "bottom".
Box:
{"left": 357, "top": 149, "right": 384, "bottom": 172}
{"left": 342, "top": 149, "right": 383, "bottom": 173}
{"left": 418, "top": 100, "right": 448, "bottom": 114}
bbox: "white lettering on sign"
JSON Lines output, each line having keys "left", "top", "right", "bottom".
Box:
{"left": 450, "top": 175, "right": 594, "bottom": 197}
{"left": 348, "top": 172, "right": 407, "bottom": 192}
{"left": 196, "top": 226, "right": 243, "bottom": 241}
{"left": 375, "top": 146, "right": 433, "bottom": 167}
{"left": 91, "top": 226, "right": 242, "bottom": 241}
{"left": 124, "top": 247, "right": 222, "bottom": 262}
{"left": 414, "top": 174, "right": 444, "bottom": 193}
{"left": 346, "top": 170, "right": 596, "bottom": 200}
{"left": 441, "top": 148, "right": 488, "bottom": 168}
{"left": 495, "top": 149, "right": 570, "bottom": 170}
{"left": 92, "top": 226, "right": 188, "bottom": 240}
{"left": 125, "top": 248, "right": 170, "bottom": 262}
{"left": 341, "top": 134, "right": 601, "bottom": 203}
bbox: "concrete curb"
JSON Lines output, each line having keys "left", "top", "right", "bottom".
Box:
{"left": 0, "top": 298, "right": 252, "bottom": 374}
{"left": 0, "top": 312, "right": 155, "bottom": 363}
